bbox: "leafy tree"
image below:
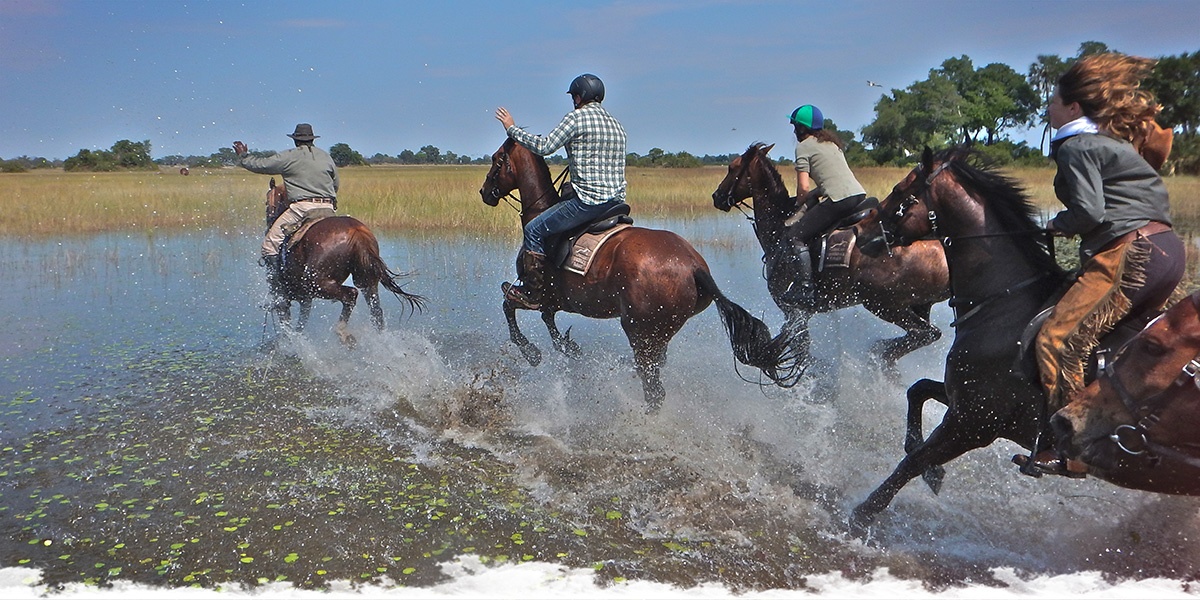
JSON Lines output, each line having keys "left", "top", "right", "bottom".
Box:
{"left": 1146, "top": 50, "right": 1200, "bottom": 136}
{"left": 329, "top": 142, "right": 367, "bottom": 167}
{"left": 935, "top": 56, "right": 1037, "bottom": 145}
{"left": 419, "top": 145, "right": 442, "bottom": 164}
{"left": 1027, "top": 54, "right": 1070, "bottom": 151}
{"left": 64, "top": 148, "right": 118, "bottom": 171}
{"left": 110, "top": 139, "right": 154, "bottom": 169}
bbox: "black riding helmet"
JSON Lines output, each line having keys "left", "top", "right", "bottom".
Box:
{"left": 568, "top": 74, "right": 605, "bottom": 103}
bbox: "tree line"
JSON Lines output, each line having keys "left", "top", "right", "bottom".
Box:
{"left": 4, "top": 42, "right": 1198, "bottom": 175}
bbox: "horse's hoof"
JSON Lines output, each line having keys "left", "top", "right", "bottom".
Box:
{"left": 518, "top": 343, "right": 542, "bottom": 367}
{"left": 921, "top": 466, "right": 945, "bottom": 494}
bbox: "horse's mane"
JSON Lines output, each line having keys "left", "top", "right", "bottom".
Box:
{"left": 505, "top": 138, "right": 557, "bottom": 201}
{"left": 744, "top": 143, "right": 789, "bottom": 200}
{"left": 937, "top": 146, "right": 1065, "bottom": 278}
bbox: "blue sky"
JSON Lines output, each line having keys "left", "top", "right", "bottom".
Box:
{"left": 2, "top": 0, "right": 1198, "bottom": 162}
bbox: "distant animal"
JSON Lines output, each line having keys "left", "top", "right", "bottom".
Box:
{"left": 479, "top": 138, "right": 803, "bottom": 412}
{"left": 712, "top": 143, "right": 948, "bottom": 375}
{"left": 264, "top": 179, "right": 425, "bottom": 347}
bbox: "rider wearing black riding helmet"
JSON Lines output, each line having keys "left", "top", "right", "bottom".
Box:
{"left": 494, "top": 73, "right": 628, "bottom": 310}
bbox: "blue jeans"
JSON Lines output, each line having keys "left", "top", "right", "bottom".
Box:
{"left": 522, "top": 195, "right": 623, "bottom": 255}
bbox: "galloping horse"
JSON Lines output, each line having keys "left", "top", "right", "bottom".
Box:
{"left": 713, "top": 143, "right": 949, "bottom": 373}
{"left": 265, "top": 179, "right": 425, "bottom": 347}
{"left": 849, "top": 146, "right": 1162, "bottom": 529}
{"left": 479, "top": 139, "right": 802, "bottom": 412}
{"left": 1051, "top": 288, "right": 1200, "bottom": 496}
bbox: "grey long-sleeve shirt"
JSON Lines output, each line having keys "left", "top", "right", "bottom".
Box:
{"left": 1049, "top": 132, "right": 1171, "bottom": 260}
{"left": 238, "top": 145, "right": 339, "bottom": 201}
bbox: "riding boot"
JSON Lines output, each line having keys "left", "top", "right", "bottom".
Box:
{"left": 260, "top": 254, "right": 287, "bottom": 304}
{"left": 778, "top": 244, "right": 816, "bottom": 308}
{"left": 503, "top": 251, "right": 547, "bottom": 310}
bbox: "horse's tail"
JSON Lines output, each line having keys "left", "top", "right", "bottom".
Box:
{"left": 694, "top": 268, "right": 803, "bottom": 387}
{"left": 354, "top": 229, "right": 427, "bottom": 315}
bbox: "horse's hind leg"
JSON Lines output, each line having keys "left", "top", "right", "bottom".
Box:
{"left": 543, "top": 311, "right": 581, "bottom": 359}
{"left": 905, "top": 378, "right": 949, "bottom": 493}
{"left": 624, "top": 321, "right": 680, "bottom": 414}
{"left": 866, "top": 302, "right": 941, "bottom": 377}
{"left": 363, "top": 285, "right": 385, "bottom": 331}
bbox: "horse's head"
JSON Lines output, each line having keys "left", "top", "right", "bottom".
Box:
{"left": 857, "top": 147, "right": 950, "bottom": 257}
{"left": 1050, "top": 291, "right": 1200, "bottom": 494}
{"left": 480, "top": 139, "right": 518, "bottom": 207}
{"left": 713, "top": 143, "right": 774, "bottom": 212}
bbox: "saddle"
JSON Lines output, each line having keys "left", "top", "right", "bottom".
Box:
{"left": 278, "top": 208, "right": 337, "bottom": 269}
{"left": 548, "top": 203, "right": 634, "bottom": 275}
{"left": 806, "top": 196, "right": 879, "bottom": 272}
{"left": 1012, "top": 293, "right": 1157, "bottom": 390}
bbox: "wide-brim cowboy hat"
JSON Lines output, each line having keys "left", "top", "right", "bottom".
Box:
{"left": 287, "top": 123, "right": 319, "bottom": 140}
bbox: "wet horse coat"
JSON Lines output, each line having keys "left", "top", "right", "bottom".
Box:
{"left": 479, "top": 139, "right": 802, "bottom": 411}
{"left": 264, "top": 180, "right": 424, "bottom": 346}
{"left": 712, "top": 143, "right": 950, "bottom": 373}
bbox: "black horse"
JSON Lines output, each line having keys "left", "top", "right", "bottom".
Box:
{"left": 850, "top": 146, "right": 1160, "bottom": 530}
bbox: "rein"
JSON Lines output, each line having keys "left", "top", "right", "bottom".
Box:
{"left": 1103, "top": 308, "right": 1200, "bottom": 467}
{"left": 487, "top": 148, "right": 570, "bottom": 215}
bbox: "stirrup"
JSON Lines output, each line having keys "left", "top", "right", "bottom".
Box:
{"left": 501, "top": 282, "right": 541, "bottom": 310}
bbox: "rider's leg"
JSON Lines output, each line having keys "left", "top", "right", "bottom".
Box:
{"left": 503, "top": 197, "right": 623, "bottom": 309}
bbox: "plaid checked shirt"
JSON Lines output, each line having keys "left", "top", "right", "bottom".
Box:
{"left": 506, "top": 102, "right": 627, "bottom": 205}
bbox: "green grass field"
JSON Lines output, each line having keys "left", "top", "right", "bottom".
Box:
{"left": 4, "top": 164, "right": 1199, "bottom": 242}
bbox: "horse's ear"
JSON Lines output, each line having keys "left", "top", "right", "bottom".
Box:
{"left": 764, "top": 143, "right": 775, "bottom": 154}
{"left": 921, "top": 146, "right": 933, "bottom": 169}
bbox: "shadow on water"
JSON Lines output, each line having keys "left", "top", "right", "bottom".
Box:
{"left": 1, "top": 221, "right": 1198, "bottom": 594}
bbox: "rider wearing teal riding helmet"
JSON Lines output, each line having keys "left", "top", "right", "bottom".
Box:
{"left": 777, "top": 104, "right": 868, "bottom": 307}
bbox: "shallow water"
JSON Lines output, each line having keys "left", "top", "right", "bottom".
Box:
{"left": 1, "top": 218, "right": 1197, "bottom": 597}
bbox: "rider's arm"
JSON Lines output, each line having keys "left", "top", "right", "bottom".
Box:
{"left": 507, "top": 111, "right": 577, "bottom": 157}
{"left": 1048, "top": 142, "right": 1105, "bottom": 236}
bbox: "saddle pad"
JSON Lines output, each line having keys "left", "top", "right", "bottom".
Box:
{"left": 820, "top": 229, "right": 855, "bottom": 270}
{"left": 284, "top": 209, "right": 337, "bottom": 250}
{"left": 565, "top": 223, "right": 631, "bottom": 276}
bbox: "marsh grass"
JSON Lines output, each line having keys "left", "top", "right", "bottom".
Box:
{"left": 4, "top": 164, "right": 1199, "bottom": 241}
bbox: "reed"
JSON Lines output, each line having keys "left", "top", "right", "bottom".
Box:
{"left": 3, "top": 165, "right": 1198, "bottom": 242}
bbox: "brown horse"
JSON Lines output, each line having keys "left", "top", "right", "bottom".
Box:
{"left": 713, "top": 143, "right": 949, "bottom": 374}
{"left": 265, "top": 180, "right": 425, "bottom": 347}
{"left": 479, "top": 138, "right": 802, "bottom": 412}
{"left": 1051, "top": 289, "right": 1200, "bottom": 495}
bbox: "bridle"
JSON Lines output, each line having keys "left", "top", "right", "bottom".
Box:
{"left": 1101, "top": 299, "right": 1200, "bottom": 468}
{"left": 718, "top": 152, "right": 767, "bottom": 223}
{"left": 875, "top": 160, "right": 951, "bottom": 248}
{"left": 483, "top": 147, "right": 569, "bottom": 214}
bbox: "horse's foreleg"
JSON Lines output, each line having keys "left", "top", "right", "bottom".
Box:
{"left": 504, "top": 302, "right": 542, "bottom": 366}
{"left": 296, "top": 300, "right": 312, "bottom": 332}
{"left": 905, "top": 378, "right": 949, "bottom": 494}
{"left": 542, "top": 311, "right": 581, "bottom": 359}
{"left": 850, "top": 412, "right": 989, "bottom": 535}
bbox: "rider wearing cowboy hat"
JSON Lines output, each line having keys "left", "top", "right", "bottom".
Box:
{"left": 232, "top": 123, "right": 339, "bottom": 303}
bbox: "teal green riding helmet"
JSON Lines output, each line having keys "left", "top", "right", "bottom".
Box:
{"left": 789, "top": 104, "right": 824, "bottom": 130}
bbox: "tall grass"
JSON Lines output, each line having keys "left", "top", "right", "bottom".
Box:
{"left": 3, "top": 164, "right": 1199, "bottom": 242}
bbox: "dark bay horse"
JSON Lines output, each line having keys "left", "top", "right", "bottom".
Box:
{"left": 713, "top": 143, "right": 949, "bottom": 373}
{"left": 849, "top": 146, "right": 1104, "bottom": 529}
{"left": 1052, "top": 289, "right": 1200, "bottom": 495}
{"left": 849, "top": 146, "right": 1185, "bottom": 529}
{"left": 265, "top": 180, "right": 425, "bottom": 347}
{"left": 479, "top": 139, "right": 802, "bottom": 412}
